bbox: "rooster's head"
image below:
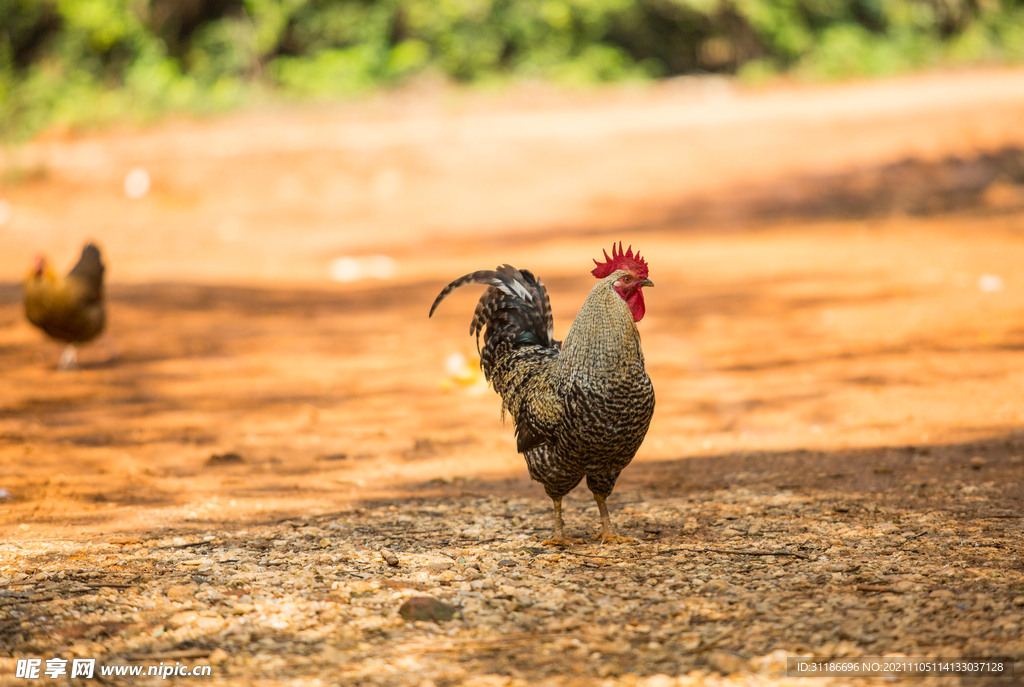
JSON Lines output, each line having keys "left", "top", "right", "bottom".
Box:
{"left": 592, "top": 242, "right": 653, "bottom": 322}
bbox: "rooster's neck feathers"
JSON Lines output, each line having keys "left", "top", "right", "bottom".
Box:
{"left": 559, "top": 273, "right": 642, "bottom": 381}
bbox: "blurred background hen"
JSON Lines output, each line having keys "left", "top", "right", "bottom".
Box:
{"left": 23, "top": 243, "right": 106, "bottom": 370}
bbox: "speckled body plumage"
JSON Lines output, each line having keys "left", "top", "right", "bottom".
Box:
{"left": 430, "top": 254, "right": 655, "bottom": 543}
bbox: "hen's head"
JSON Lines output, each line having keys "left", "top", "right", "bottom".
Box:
{"left": 29, "top": 254, "right": 50, "bottom": 279}
{"left": 592, "top": 242, "right": 653, "bottom": 322}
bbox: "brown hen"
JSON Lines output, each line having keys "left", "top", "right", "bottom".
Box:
{"left": 24, "top": 243, "right": 106, "bottom": 369}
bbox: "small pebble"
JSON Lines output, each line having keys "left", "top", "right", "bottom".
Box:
{"left": 380, "top": 548, "right": 399, "bottom": 567}
{"left": 702, "top": 578, "right": 733, "bottom": 594}
{"left": 399, "top": 596, "right": 458, "bottom": 623}
{"left": 166, "top": 584, "right": 195, "bottom": 601}
{"left": 707, "top": 651, "right": 746, "bottom": 675}
{"left": 679, "top": 633, "right": 701, "bottom": 651}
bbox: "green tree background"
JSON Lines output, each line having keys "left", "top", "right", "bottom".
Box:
{"left": 2, "top": 0, "right": 1023, "bottom": 139}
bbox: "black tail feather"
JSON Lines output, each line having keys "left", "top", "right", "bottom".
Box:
{"left": 68, "top": 243, "right": 104, "bottom": 303}
{"left": 429, "top": 265, "right": 558, "bottom": 380}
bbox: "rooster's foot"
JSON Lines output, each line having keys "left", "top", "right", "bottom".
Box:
{"left": 593, "top": 532, "right": 636, "bottom": 545}
{"left": 542, "top": 537, "right": 585, "bottom": 547}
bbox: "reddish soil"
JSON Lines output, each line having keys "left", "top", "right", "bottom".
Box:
{"left": 0, "top": 67, "right": 1023, "bottom": 685}
{"left": 2, "top": 67, "right": 1024, "bottom": 533}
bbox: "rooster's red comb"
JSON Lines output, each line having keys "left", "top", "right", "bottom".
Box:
{"left": 591, "top": 242, "right": 649, "bottom": 280}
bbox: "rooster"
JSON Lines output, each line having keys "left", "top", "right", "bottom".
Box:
{"left": 24, "top": 243, "right": 106, "bottom": 370}
{"left": 430, "top": 243, "right": 655, "bottom": 545}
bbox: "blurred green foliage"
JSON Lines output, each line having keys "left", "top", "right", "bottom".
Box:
{"left": 1, "top": 0, "right": 1023, "bottom": 139}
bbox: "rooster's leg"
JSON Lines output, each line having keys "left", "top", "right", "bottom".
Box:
{"left": 58, "top": 345, "right": 79, "bottom": 371}
{"left": 541, "top": 497, "right": 583, "bottom": 547}
{"left": 586, "top": 473, "right": 635, "bottom": 544}
{"left": 592, "top": 494, "right": 635, "bottom": 544}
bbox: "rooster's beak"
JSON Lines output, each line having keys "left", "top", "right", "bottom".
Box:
{"left": 640, "top": 278, "right": 653, "bottom": 288}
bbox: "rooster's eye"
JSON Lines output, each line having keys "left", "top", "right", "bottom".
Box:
{"left": 623, "top": 276, "right": 632, "bottom": 283}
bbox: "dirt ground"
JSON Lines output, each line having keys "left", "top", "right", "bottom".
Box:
{"left": 1, "top": 68, "right": 1024, "bottom": 686}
